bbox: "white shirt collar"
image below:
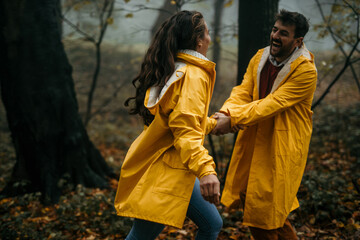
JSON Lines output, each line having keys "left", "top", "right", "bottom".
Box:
{"left": 269, "top": 47, "right": 299, "bottom": 67}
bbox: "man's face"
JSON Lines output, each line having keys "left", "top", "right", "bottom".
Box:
{"left": 270, "top": 20, "right": 302, "bottom": 62}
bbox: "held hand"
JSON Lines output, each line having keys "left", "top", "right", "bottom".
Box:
{"left": 199, "top": 174, "right": 220, "bottom": 205}
{"left": 231, "top": 124, "right": 245, "bottom": 132}
{"left": 211, "top": 112, "right": 232, "bottom": 135}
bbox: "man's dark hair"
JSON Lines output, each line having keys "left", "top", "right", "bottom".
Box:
{"left": 275, "top": 9, "right": 309, "bottom": 38}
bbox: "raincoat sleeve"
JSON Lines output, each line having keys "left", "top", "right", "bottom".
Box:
{"left": 220, "top": 55, "right": 256, "bottom": 114}
{"left": 205, "top": 117, "right": 217, "bottom": 135}
{"left": 168, "top": 70, "right": 216, "bottom": 179}
{"left": 228, "top": 62, "right": 317, "bottom": 127}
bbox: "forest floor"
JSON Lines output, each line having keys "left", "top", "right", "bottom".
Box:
{"left": 0, "top": 43, "right": 360, "bottom": 239}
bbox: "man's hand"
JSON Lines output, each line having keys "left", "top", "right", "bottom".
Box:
{"left": 232, "top": 124, "right": 245, "bottom": 132}
{"left": 211, "top": 112, "right": 232, "bottom": 135}
{"left": 199, "top": 174, "right": 220, "bottom": 205}
{"left": 212, "top": 112, "right": 245, "bottom": 135}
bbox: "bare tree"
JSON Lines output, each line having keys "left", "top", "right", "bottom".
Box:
{"left": 151, "top": 1, "right": 177, "bottom": 37}
{"left": 221, "top": 0, "right": 279, "bottom": 181}
{"left": 312, "top": 0, "right": 360, "bottom": 109}
{"left": 0, "top": 0, "right": 114, "bottom": 203}
{"left": 62, "top": 0, "right": 116, "bottom": 126}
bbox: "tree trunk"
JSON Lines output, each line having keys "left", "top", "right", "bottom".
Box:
{"left": 237, "top": 0, "right": 279, "bottom": 85}
{"left": 224, "top": 0, "right": 279, "bottom": 182}
{"left": 150, "top": 0, "right": 177, "bottom": 38}
{"left": 0, "top": 0, "right": 114, "bottom": 203}
{"left": 212, "top": 0, "right": 225, "bottom": 74}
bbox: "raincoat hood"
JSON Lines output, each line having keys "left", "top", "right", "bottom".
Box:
{"left": 145, "top": 50, "right": 215, "bottom": 114}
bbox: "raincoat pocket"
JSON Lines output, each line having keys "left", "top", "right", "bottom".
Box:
{"left": 152, "top": 147, "right": 195, "bottom": 199}
{"left": 161, "top": 146, "right": 187, "bottom": 169}
{"left": 274, "top": 129, "right": 303, "bottom": 168}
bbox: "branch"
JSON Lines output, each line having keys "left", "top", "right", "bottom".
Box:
{"left": 61, "top": 16, "right": 96, "bottom": 42}
{"left": 315, "top": 0, "right": 347, "bottom": 55}
{"left": 349, "top": 63, "right": 360, "bottom": 92}
{"left": 316, "top": 58, "right": 345, "bottom": 84}
{"left": 312, "top": 38, "right": 360, "bottom": 109}
{"left": 342, "top": 0, "right": 360, "bottom": 48}
{"left": 114, "top": 5, "right": 173, "bottom": 15}
{"left": 91, "top": 0, "right": 101, "bottom": 17}
{"left": 98, "top": 0, "right": 107, "bottom": 30}
{"left": 90, "top": 80, "right": 127, "bottom": 118}
{"left": 98, "top": 0, "right": 115, "bottom": 45}
{"left": 84, "top": 0, "right": 116, "bottom": 126}
{"left": 350, "top": 57, "right": 360, "bottom": 64}
{"left": 182, "top": 0, "right": 207, "bottom": 5}
{"left": 314, "top": 0, "right": 360, "bottom": 95}
{"left": 343, "top": 0, "right": 360, "bottom": 16}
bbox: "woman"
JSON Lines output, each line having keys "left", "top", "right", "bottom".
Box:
{"left": 114, "top": 10, "right": 222, "bottom": 240}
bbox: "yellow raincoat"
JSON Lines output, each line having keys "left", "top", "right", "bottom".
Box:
{"left": 220, "top": 44, "right": 317, "bottom": 229}
{"left": 114, "top": 50, "right": 217, "bottom": 228}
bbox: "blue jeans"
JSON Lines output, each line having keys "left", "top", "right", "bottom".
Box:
{"left": 125, "top": 178, "right": 223, "bottom": 240}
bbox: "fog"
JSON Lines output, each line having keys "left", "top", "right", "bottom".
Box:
{"left": 62, "top": 0, "right": 334, "bottom": 53}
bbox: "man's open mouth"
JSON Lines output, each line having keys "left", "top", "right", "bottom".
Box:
{"left": 272, "top": 41, "right": 282, "bottom": 48}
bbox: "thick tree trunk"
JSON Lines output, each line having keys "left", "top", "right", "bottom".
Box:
{"left": 0, "top": 0, "right": 114, "bottom": 203}
{"left": 224, "top": 0, "right": 279, "bottom": 181}
{"left": 237, "top": 0, "right": 279, "bottom": 85}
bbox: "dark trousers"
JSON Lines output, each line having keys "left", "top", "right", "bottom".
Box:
{"left": 249, "top": 219, "right": 298, "bottom": 240}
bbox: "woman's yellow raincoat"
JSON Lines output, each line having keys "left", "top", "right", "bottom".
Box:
{"left": 220, "top": 44, "right": 317, "bottom": 229}
{"left": 114, "top": 50, "right": 217, "bottom": 228}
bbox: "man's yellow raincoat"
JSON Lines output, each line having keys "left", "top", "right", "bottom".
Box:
{"left": 114, "top": 50, "right": 217, "bottom": 228}
{"left": 220, "top": 44, "right": 317, "bottom": 229}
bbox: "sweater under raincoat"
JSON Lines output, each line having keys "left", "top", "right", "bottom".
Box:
{"left": 114, "top": 50, "right": 217, "bottom": 228}
{"left": 220, "top": 44, "right": 317, "bottom": 230}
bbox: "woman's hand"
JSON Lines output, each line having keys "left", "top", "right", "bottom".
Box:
{"left": 199, "top": 174, "right": 220, "bottom": 205}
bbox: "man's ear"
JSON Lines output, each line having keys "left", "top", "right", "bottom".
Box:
{"left": 296, "top": 37, "right": 304, "bottom": 47}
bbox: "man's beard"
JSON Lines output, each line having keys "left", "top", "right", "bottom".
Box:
{"left": 270, "top": 38, "right": 295, "bottom": 60}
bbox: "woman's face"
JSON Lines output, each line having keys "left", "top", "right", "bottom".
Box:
{"left": 196, "top": 22, "right": 211, "bottom": 57}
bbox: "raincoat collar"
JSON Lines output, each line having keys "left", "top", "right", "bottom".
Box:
{"left": 269, "top": 47, "right": 299, "bottom": 67}
{"left": 178, "top": 49, "right": 209, "bottom": 61}
{"left": 177, "top": 50, "right": 216, "bottom": 73}
{"left": 256, "top": 43, "right": 313, "bottom": 97}
{"left": 145, "top": 50, "right": 215, "bottom": 112}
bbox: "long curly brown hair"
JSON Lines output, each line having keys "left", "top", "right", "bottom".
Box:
{"left": 124, "top": 10, "right": 206, "bottom": 126}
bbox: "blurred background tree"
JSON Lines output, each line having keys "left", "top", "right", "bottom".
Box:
{"left": 237, "top": 0, "right": 279, "bottom": 85}
{"left": 62, "top": 0, "right": 116, "bottom": 126}
{"left": 0, "top": 0, "right": 114, "bottom": 203}
{"left": 312, "top": 0, "right": 360, "bottom": 108}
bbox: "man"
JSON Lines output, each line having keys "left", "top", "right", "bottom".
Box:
{"left": 212, "top": 9, "right": 317, "bottom": 239}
